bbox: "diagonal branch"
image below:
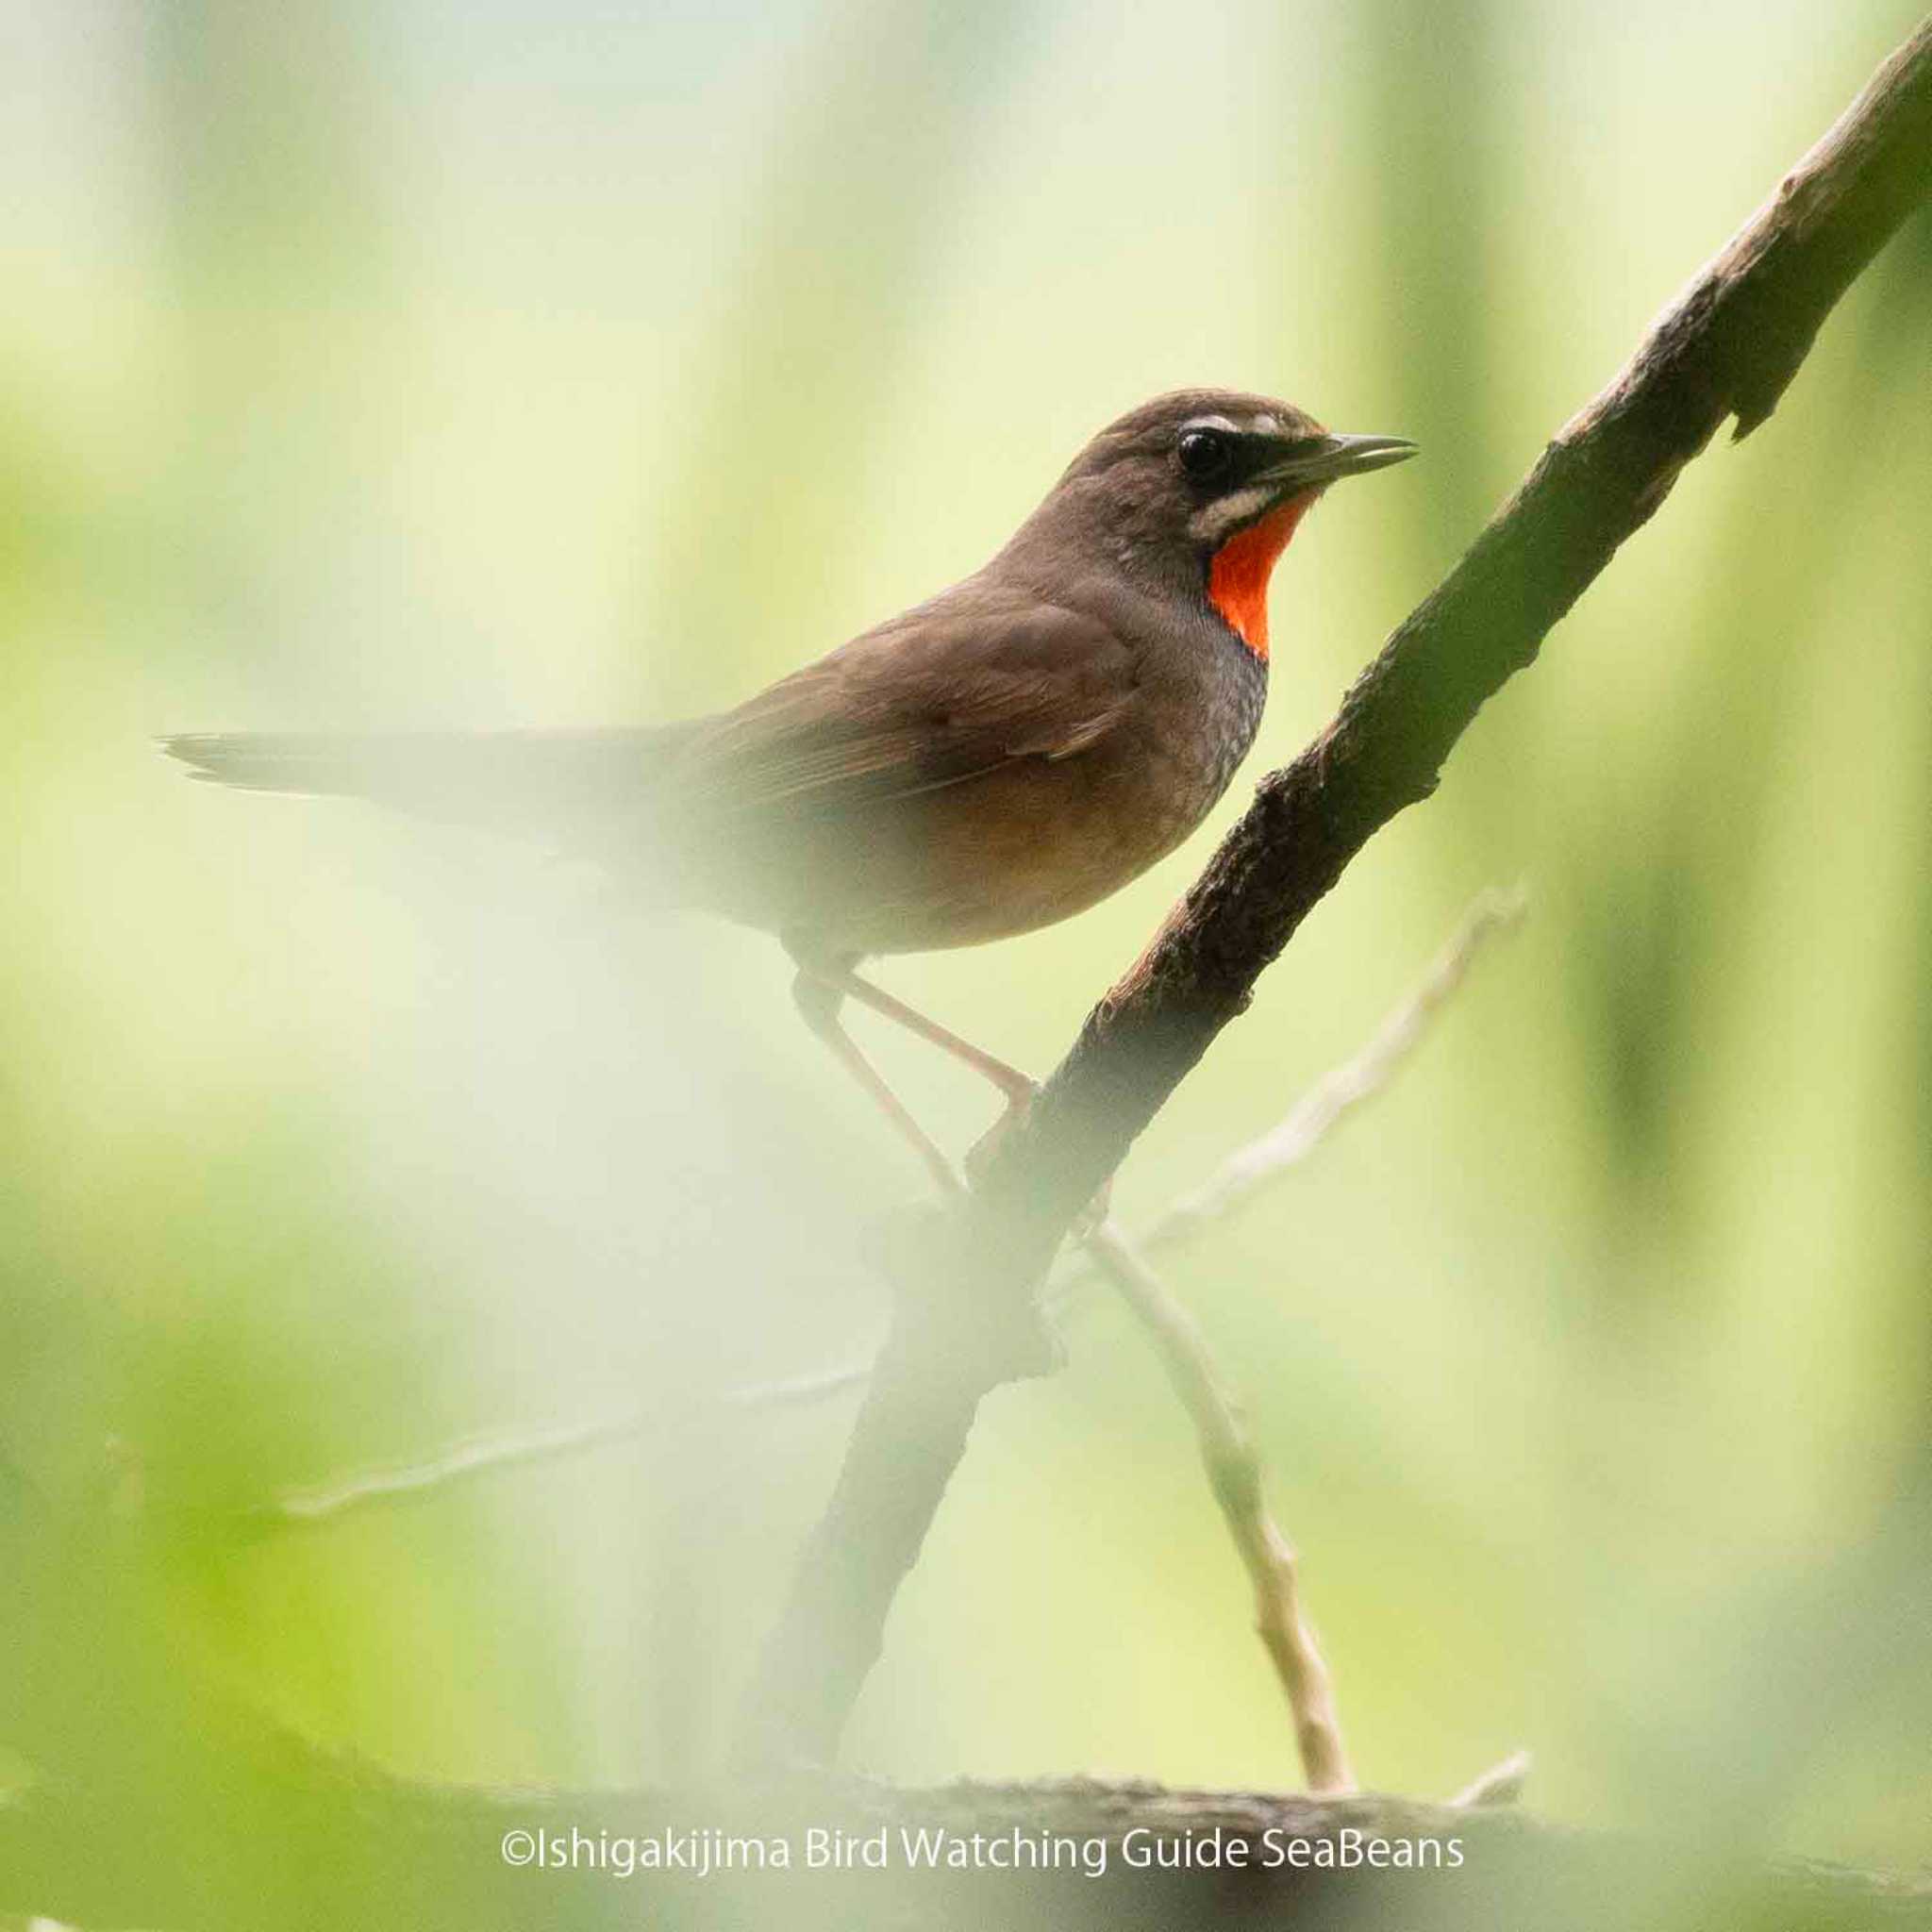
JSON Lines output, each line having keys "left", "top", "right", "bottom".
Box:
{"left": 983, "top": 17, "right": 1932, "bottom": 1259}
{"left": 739, "top": 15, "right": 1932, "bottom": 1769}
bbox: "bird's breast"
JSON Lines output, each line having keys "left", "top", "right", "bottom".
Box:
{"left": 674, "top": 605, "right": 1269, "bottom": 960}
{"left": 824, "top": 624, "right": 1266, "bottom": 956}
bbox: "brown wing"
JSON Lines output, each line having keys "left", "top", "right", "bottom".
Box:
{"left": 667, "top": 587, "right": 1140, "bottom": 824}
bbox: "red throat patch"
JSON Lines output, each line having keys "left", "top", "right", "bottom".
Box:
{"left": 1207, "top": 490, "right": 1317, "bottom": 662}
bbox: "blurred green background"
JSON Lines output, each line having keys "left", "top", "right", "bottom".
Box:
{"left": 4, "top": 0, "right": 1930, "bottom": 1894}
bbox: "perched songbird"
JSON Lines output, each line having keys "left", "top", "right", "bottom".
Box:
{"left": 164, "top": 391, "right": 1415, "bottom": 1191}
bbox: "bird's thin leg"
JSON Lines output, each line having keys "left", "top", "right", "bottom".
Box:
{"left": 791, "top": 972, "right": 963, "bottom": 1198}
{"left": 826, "top": 966, "right": 1100, "bottom": 1206}
{"left": 802, "top": 963, "right": 1117, "bottom": 1217}
{"left": 813, "top": 964, "right": 1039, "bottom": 1109}
{"left": 794, "top": 965, "right": 1113, "bottom": 1228}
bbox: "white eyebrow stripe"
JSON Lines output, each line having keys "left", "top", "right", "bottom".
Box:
{"left": 1182, "top": 414, "right": 1241, "bottom": 436}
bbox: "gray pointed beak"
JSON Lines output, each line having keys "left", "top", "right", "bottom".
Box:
{"left": 1263, "top": 432, "right": 1419, "bottom": 489}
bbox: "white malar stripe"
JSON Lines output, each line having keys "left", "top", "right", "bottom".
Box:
{"left": 1188, "top": 485, "right": 1273, "bottom": 543}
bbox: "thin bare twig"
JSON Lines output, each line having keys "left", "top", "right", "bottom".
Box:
{"left": 1449, "top": 1749, "right": 1534, "bottom": 1809}
{"left": 1046, "top": 895, "right": 1528, "bottom": 1786}
{"left": 256, "top": 1415, "right": 651, "bottom": 1528}
{"left": 244, "top": 1361, "right": 870, "bottom": 1533}
{"left": 1132, "top": 886, "right": 1526, "bottom": 1257}
{"left": 1083, "top": 1219, "right": 1354, "bottom": 1795}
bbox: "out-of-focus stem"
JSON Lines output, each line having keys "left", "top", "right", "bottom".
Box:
{"left": 1082, "top": 1221, "right": 1355, "bottom": 1795}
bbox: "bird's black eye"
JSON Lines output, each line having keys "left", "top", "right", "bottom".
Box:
{"left": 1177, "top": 428, "right": 1234, "bottom": 482}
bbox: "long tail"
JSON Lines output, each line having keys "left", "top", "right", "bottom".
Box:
{"left": 159, "top": 726, "right": 701, "bottom": 847}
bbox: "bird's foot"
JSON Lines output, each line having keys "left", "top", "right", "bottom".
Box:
{"left": 963, "top": 1082, "right": 1042, "bottom": 1191}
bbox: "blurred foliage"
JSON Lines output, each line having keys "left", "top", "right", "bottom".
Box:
{"left": 3, "top": 0, "right": 1930, "bottom": 1916}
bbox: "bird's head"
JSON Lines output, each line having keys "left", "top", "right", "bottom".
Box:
{"left": 1011, "top": 388, "right": 1417, "bottom": 660}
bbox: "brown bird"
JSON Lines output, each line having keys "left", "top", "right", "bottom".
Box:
{"left": 164, "top": 390, "right": 1414, "bottom": 1193}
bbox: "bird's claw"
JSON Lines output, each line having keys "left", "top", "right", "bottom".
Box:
{"left": 963, "top": 1082, "right": 1042, "bottom": 1191}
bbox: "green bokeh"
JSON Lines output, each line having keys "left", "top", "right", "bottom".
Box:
{"left": 4, "top": 0, "right": 1929, "bottom": 1907}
